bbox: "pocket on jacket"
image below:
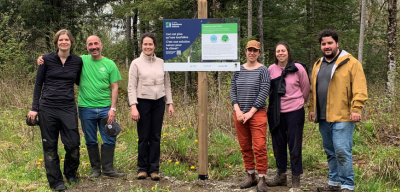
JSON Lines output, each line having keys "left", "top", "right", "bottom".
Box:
{"left": 155, "top": 78, "right": 164, "bottom": 85}
{"left": 140, "top": 80, "right": 154, "bottom": 96}
{"left": 142, "top": 80, "right": 155, "bottom": 86}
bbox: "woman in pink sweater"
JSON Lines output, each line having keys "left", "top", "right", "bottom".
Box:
{"left": 128, "top": 32, "right": 174, "bottom": 181}
{"left": 266, "top": 42, "right": 310, "bottom": 190}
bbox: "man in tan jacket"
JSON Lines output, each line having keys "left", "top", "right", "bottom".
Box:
{"left": 308, "top": 29, "right": 368, "bottom": 192}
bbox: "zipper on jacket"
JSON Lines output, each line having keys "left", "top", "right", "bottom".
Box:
{"left": 346, "top": 87, "right": 350, "bottom": 108}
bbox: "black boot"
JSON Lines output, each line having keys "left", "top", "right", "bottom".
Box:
{"left": 87, "top": 145, "right": 101, "bottom": 178}
{"left": 101, "top": 145, "right": 126, "bottom": 178}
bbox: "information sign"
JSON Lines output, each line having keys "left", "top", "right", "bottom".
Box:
{"left": 163, "top": 18, "right": 240, "bottom": 71}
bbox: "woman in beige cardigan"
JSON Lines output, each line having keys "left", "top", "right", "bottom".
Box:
{"left": 128, "top": 32, "right": 174, "bottom": 181}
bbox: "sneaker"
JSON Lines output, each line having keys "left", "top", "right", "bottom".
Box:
{"left": 54, "top": 184, "right": 67, "bottom": 191}
{"left": 317, "top": 184, "right": 341, "bottom": 192}
{"left": 137, "top": 172, "right": 147, "bottom": 179}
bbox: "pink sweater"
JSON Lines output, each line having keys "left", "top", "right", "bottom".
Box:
{"left": 268, "top": 63, "right": 310, "bottom": 113}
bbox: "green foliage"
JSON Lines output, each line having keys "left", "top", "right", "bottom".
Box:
{"left": 0, "top": 11, "right": 31, "bottom": 79}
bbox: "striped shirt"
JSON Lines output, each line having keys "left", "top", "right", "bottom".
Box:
{"left": 230, "top": 65, "right": 271, "bottom": 113}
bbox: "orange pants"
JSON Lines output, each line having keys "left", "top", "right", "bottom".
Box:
{"left": 234, "top": 110, "right": 268, "bottom": 174}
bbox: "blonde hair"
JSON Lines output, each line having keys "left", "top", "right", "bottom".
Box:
{"left": 53, "top": 29, "right": 75, "bottom": 46}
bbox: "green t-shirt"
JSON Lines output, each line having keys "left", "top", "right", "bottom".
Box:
{"left": 78, "top": 55, "right": 122, "bottom": 108}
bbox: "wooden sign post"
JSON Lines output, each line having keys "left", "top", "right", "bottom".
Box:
{"left": 198, "top": 0, "right": 208, "bottom": 180}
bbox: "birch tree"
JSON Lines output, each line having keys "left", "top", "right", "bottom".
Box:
{"left": 386, "top": 0, "right": 397, "bottom": 101}
{"left": 358, "top": 0, "right": 366, "bottom": 62}
{"left": 257, "top": 0, "right": 263, "bottom": 63}
{"left": 248, "top": 0, "right": 252, "bottom": 38}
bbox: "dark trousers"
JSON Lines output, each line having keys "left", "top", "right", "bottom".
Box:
{"left": 270, "top": 107, "right": 304, "bottom": 176}
{"left": 38, "top": 106, "right": 80, "bottom": 188}
{"left": 136, "top": 97, "right": 165, "bottom": 174}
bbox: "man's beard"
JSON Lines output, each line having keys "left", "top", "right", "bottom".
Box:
{"left": 323, "top": 47, "right": 339, "bottom": 60}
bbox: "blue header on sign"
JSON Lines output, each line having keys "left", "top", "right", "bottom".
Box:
{"left": 163, "top": 19, "right": 210, "bottom": 61}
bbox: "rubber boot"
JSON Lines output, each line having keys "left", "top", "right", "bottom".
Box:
{"left": 266, "top": 172, "right": 287, "bottom": 186}
{"left": 101, "top": 145, "right": 126, "bottom": 178}
{"left": 240, "top": 173, "right": 257, "bottom": 189}
{"left": 257, "top": 176, "right": 267, "bottom": 192}
{"left": 87, "top": 145, "right": 101, "bottom": 178}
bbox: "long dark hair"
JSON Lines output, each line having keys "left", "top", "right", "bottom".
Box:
{"left": 274, "top": 41, "right": 293, "bottom": 64}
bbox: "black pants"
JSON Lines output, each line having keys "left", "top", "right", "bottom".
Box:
{"left": 136, "top": 97, "right": 165, "bottom": 174}
{"left": 270, "top": 107, "right": 304, "bottom": 176}
{"left": 38, "top": 106, "right": 80, "bottom": 188}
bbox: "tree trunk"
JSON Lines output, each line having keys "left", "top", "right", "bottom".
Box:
{"left": 257, "top": 0, "right": 263, "bottom": 64}
{"left": 247, "top": 0, "right": 252, "bottom": 38}
{"left": 309, "top": 0, "right": 315, "bottom": 70}
{"left": 133, "top": 11, "right": 139, "bottom": 58}
{"left": 358, "top": 0, "right": 366, "bottom": 63}
{"left": 126, "top": 15, "right": 132, "bottom": 69}
{"left": 386, "top": 0, "right": 397, "bottom": 101}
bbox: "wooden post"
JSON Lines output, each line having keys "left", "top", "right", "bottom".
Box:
{"left": 198, "top": 0, "right": 208, "bottom": 180}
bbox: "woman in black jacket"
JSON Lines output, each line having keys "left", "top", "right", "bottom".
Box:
{"left": 27, "top": 29, "right": 83, "bottom": 191}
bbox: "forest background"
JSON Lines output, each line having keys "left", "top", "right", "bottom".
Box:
{"left": 0, "top": 0, "right": 400, "bottom": 191}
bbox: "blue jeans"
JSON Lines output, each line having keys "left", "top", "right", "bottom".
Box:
{"left": 319, "top": 120, "right": 355, "bottom": 190}
{"left": 78, "top": 107, "right": 116, "bottom": 148}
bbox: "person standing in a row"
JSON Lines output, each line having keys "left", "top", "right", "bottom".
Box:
{"left": 266, "top": 42, "right": 310, "bottom": 191}
{"left": 230, "top": 40, "right": 270, "bottom": 192}
{"left": 27, "top": 29, "right": 82, "bottom": 191}
{"left": 128, "top": 32, "right": 174, "bottom": 181}
{"left": 310, "top": 29, "right": 367, "bottom": 192}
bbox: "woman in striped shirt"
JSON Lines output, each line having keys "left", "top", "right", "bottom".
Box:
{"left": 230, "top": 40, "right": 270, "bottom": 192}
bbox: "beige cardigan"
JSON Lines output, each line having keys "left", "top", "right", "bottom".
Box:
{"left": 128, "top": 52, "right": 173, "bottom": 105}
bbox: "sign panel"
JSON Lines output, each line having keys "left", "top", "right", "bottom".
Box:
{"left": 163, "top": 18, "right": 240, "bottom": 71}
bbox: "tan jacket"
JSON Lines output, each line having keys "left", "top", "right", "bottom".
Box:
{"left": 308, "top": 50, "right": 368, "bottom": 122}
{"left": 128, "top": 52, "right": 173, "bottom": 105}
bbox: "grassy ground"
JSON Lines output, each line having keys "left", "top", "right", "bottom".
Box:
{"left": 0, "top": 69, "right": 399, "bottom": 191}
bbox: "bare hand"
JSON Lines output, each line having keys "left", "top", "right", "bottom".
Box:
{"left": 242, "top": 111, "right": 255, "bottom": 124}
{"left": 131, "top": 107, "right": 140, "bottom": 121}
{"left": 27, "top": 111, "right": 38, "bottom": 124}
{"left": 37, "top": 54, "right": 44, "bottom": 65}
{"left": 168, "top": 104, "right": 174, "bottom": 117}
{"left": 107, "top": 110, "right": 116, "bottom": 124}
{"left": 309, "top": 112, "right": 315, "bottom": 122}
{"left": 350, "top": 112, "right": 361, "bottom": 122}
{"left": 235, "top": 111, "right": 244, "bottom": 123}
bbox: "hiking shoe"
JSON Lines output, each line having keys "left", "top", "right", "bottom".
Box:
{"left": 150, "top": 173, "right": 161, "bottom": 181}
{"left": 137, "top": 172, "right": 147, "bottom": 179}
{"left": 292, "top": 175, "right": 301, "bottom": 188}
{"left": 341, "top": 189, "right": 354, "bottom": 192}
{"left": 317, "top": 184, "right": 341, "bottom": 192}
{"left": 240, "top": 173, "right": 257, "bottom": 189}
{"left": 54, "top": 184, "right": 67, "bottom": 191}
{"left": 67, "top": 177, "right": 78, "bottom": 184}
{"left": 266, "top": 172, "right": 287, "bottom": 186}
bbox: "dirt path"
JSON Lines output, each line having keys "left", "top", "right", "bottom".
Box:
{"left": 67, "top": 169, "right": 327, "bottom": 191}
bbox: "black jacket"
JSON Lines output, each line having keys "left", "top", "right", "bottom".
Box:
{"left": 31, "top": 50, "right": 83, "bottom": 111}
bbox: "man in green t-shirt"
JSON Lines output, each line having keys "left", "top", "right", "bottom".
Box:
{"left": 78, "top": 35, "right": 125, "bottom": 178}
